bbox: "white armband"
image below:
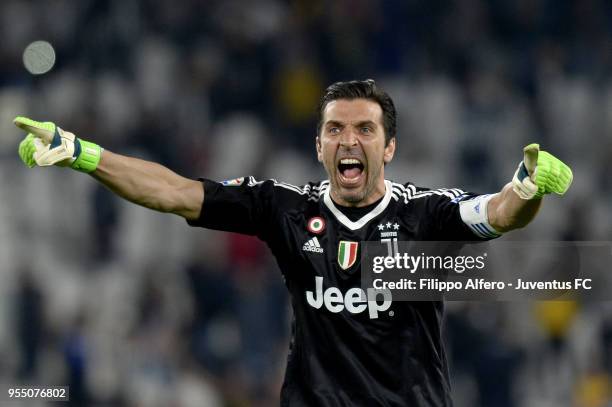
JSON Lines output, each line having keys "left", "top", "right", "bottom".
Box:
{"left": 458, "top": 194, "right": 502, "bottom": 239}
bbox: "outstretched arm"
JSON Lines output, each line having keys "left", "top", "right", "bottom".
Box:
{"left": 15, "top": 116, "right": 204, "bottom": 220}
{"left": 487, "top": 183, "right": 542, "bottom": 232}
{"left": 91, "top": 151, "right": 203, "bottom": 220}
{"left": 486, "top": 144, "right": 572, "bottom": 233}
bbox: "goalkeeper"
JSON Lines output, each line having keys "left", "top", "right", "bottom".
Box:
{"left": 14, "top": 79, "right": 572, "bottom": 407}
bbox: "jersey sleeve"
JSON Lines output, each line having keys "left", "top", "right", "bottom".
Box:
{"left": 420, "top": 188, "right": 502, "bottom": 241}
{"left": 186, "top": 176, "right": 281, "bottom": 240}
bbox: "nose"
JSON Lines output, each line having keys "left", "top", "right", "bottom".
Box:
{"left": 339, "top": 127, "right": 358, "bottom": 147}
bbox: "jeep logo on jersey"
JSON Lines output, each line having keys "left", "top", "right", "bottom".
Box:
{"left": 307, "top": 217, "right": 325, "bottom": 234}
{"left": 306, "top": 277, "right": 392, "bottom": 319}
{"left": 338, "top": 241, "right": 358, "bottom": 269}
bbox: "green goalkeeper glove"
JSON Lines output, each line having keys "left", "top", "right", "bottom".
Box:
{"left": 512, "top": 143, "right": 573, "bottom": 200}
{"left": 15, "top": 116, "right": 102, "bottom": 173}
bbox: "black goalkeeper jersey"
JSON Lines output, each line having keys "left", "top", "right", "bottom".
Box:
{"left": 188, "top": 177, "right": 499, "bottom": 407}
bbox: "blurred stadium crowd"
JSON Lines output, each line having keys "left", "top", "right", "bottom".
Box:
{"left": 0, "top": 0, "right": 611, "bottom": 406}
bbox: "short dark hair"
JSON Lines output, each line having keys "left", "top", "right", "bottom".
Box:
{"left": 317, "top": 79, "right": 397, "bottom": 145}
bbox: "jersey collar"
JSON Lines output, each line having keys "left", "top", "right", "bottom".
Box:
{"left": 323, "top": 180, "right": 393, "bottom": 231}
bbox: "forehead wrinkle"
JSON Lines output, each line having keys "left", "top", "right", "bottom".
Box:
{"left": 323, "top": 100, "right": 383, "bottom": 128}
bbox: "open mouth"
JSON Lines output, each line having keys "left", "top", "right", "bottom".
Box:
{"left": 337, "top": 158, "right": 365, "bottom": 184}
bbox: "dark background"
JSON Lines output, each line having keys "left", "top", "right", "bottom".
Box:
{"left": 0, "top": 1, "right": 611, "bottom": 406}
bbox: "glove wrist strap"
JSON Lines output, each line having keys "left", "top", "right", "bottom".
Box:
{"left": 71, "top": 139, "right": 102, "bottom": 173}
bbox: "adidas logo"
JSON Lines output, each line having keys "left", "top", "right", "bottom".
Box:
{"left": 303, "top": 237, "right": 324, "bottom": 253}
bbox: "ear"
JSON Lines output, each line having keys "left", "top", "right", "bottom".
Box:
{"left": 383, "top": 137, "right": 396, "bottom": 164}
{"left": 316, "top": 136, "right": 323, "bottom": 162}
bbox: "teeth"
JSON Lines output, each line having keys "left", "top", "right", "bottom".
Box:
{"left": 340, "top": 158, "right": 362, "bottom": 165}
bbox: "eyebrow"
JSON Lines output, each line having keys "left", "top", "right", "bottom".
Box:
{"left": 324, "top": 120, "right": 344, "bottom": 128}
{"left": 354, "top": 120, "right": 377, "bottom": 128}
{"left": 324, "top": 120, "right": 378, "bottom": 128}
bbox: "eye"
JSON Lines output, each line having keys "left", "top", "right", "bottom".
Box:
{"left": 361, "top": 127, "right": 372, "bottom": 134}
{"left": 329, "top": 127, "right": 341, "bottom": 134}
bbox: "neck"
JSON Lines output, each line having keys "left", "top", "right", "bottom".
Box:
{"left": 330, "top": 180, "right": 387, "bottom": 207}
